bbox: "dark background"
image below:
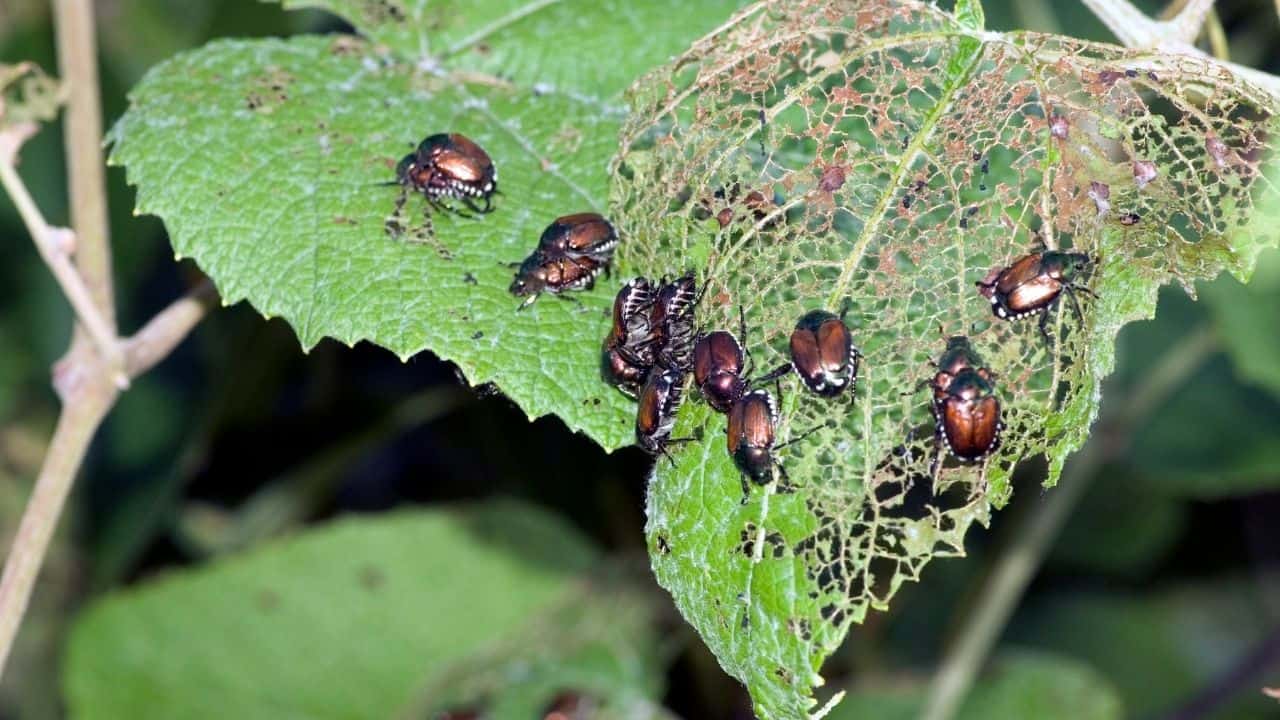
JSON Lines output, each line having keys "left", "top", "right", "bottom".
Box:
{"left": 1, "top": 0, "right": 1279, "bottom": 717}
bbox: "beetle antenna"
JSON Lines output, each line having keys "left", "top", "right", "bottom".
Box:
{"left": 738, "top": 305, "right": 755, "bottom": 376}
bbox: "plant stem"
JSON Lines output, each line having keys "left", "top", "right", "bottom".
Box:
{"left": 919, "top": 325, "right": 1220, "bottom": 720}
{"left": 0, "top": 142, "right": 125, "bottom": 387}
{"left": 53, "top": 0, "right": 114, "bottom": 322}
{"left": 0, "top": 383, "right": 115, "bottom": 675}
{"left": 1079, "top": 0, "right": 1280, "bottom": 97}
{"left": 123, "top": 279, "right": 218, "bottom": 379}
{"left": 0, "top": 0, "right": 223, "bottom": 681}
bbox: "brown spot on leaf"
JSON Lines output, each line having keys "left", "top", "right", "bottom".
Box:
{"left": 1049, "top": 115, "right": 1069, "bottom": 139}
{"left": 359, "top": 565, "right": 385, "bottom": 591}
{"left": 1133, "top": 160, "right": 1157, "bottom": 188}
{"left": 818, "top": 164, "right": 847, "bottom": 193}
{"left": 1206, "top": 134, "right": 1230, "bottom": 168}
{"left": 1088, "top": 181, "right": 1110, "bottom": 217}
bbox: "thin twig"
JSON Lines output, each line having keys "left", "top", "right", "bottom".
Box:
{"left": 0, "top": 128, "right": 126, "bottom": 388}
{"left": 1079, "top": 0, "right": 1280, "bottom": 98}
{"left": 54, "top": 0, "right": 115, "bottom": 321}
{"left": 1203, "top": 11, "right": 1230, "bottom": 61}
{"left": 0, "top": 0, "right": 223, "bottom": 682}
{"left": 919, "top": 326, "right": 1221, "bottom": 720}
{"left": 0, "top": 385, "right": 115, "bottom": 675}
{"left": 1165, "top": 0, "right": 1216, "bottom": 45}
{"left": 1158, "top": 626, "right": 1280, "bottom": 720}
{"left": 1080, "top": 0, "right": 1158, "bottom": 47}
{"left": 124, "top": 279, "right": 219, "bottom": 379}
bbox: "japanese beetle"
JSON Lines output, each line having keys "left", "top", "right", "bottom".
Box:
{"left": 398, "top": 133, "right": 498, "bottom": 213}
{"left": 601, "top": 278, "right": 657, "bottom": 397}
{"left": 693, "top": 330, "right": 747, "bottom": 413}
{"left": 726, "top": 389, "right": 820, "bottom": 501}
{"left": 538, "top": 213, "right": 618, "bottom": 261}
{"left": 976, "top": 251, "right": 1094, "bottom": 343}
{"left": 649, "top": 273, "right": 699, "bottom": 372}
{"left": 636, "top": 368, "right": 686, "bottom": 457}
{"left": 412, "top": 131, "right": 496, "bottom": 207}
{"left": 508, "top": 250, "right": 606, "bottom": 310}
{"left": 925, "top": 336, "right": 1002, "bottom": 464}
{"left": 727, "top": 389, "right": 779, "bottom": 488}
{"left": 693, "top": 307, "right": 781, "bottom": 412}
{"left": 786, "top": 308, "right": 860, "bottom": 398}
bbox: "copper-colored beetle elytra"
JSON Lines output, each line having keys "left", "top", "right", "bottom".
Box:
{"left": 976, "top": 250, "right": 1095, "bottom": 345}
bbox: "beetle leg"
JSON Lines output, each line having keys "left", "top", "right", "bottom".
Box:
{"left": 1071, "top": 281, "right": 1097, "bottom": 299}
{"left": 755, "top": 363, "right": 793, "bottom": 386}
{"left": 972, "top": 460, "right": 989, "bottom": 501}
{"left": 776, "top": 423, "right": 823, "bottom": 450}
{"left": 902, "top": 426, "right": 918, "bottom": 465}
{"left": 740, "top": 474, "right": 752, "bottom": 505}
{"left": 1064, "top": 286, "right": 1085, "bottom": 323}
{"left": 515, "top": 292, "right": 540, "bottom": 311}
{"left": 659, "top": 447, "right": 679, "bottom": 468}
{"left": 929, "top": 412, "right": 947, "bottom": 480}
{"left": 774, "top": 461, "right": 796, "bottom": 494}
{"left": 1038, "top": 307, "right": 1054, "bottom": 346}
{"left": 902, "top": 377, "right": 932, "bottom": 397}
{"left": 462, "top": 196, "right": 492, "bottom": 215}
{"left": 384, "top": 217, "right": 405, "bottom": 239}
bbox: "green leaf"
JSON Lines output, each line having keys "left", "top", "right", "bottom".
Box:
{"left": 1010, "top": 579, "right": 1280, "bottom": 719}
{"left": 1203, "top": 249, "right": 1280, "bottom": 399}
{"left": 953, "top": 0, "right": 986, "bottom": 31}
{"left": 615, "top": 0, "right": 1280, "bottom": 715}
{"left": 830, "top": 651, "right": 1123, "bottom": 720}
{"left": 412, "top": 581, "right": 669, "bottom": 718}
{"left": 278, "top": 0, "right": 746, "bottom": 100}
{"left": 110, "top": 35, "right": 636, "bottom": 448}
{"left": 64, "top": 501, "right": 664, "bottom": 719}
{"left": 110, "top": 1, "right": 748, "bottom": 451}
{"left": 1129, "top": 352, "right": 1280, "bottom": 498}
{"left": 1049, "top": 472, "right": 1186, "bottom": 576}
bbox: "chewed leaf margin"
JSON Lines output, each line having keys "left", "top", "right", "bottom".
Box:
{"left": 109, "top": 35, "right": 637, "bottom": 450}
{"left": 613, "top": 0, "right": 1280, "bottom": 716}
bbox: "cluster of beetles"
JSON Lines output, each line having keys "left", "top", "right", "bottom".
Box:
{"left": 389, "top": 131, "right": 1097, "bottom": 497}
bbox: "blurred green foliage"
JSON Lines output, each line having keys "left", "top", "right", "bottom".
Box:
{"left": 0, "top": 0, "right": 1278, "bottom": 718}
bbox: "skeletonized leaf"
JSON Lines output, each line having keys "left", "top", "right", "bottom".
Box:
{"left": 614, "top": 0, "right": 1280, "bottom": 715}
